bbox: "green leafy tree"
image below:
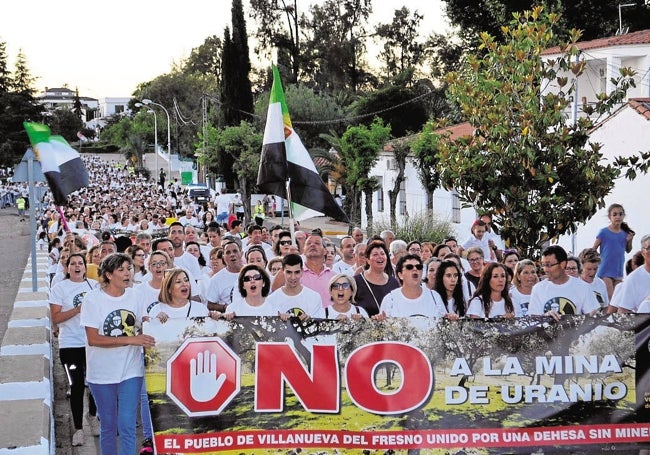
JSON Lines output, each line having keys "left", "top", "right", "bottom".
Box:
{"left": 220, "top": 0, "right": 254, "bottom": 128}
{"left": 72, "top": 88, "right": 83, "bottom": 120}
{"left": 47, "top": 109, "right": 83, "bottom": 142}
{"left": 302, "top": 0, "right": 375, "bottom": 93}
{"left": 11, "top": 49, "right": 36, "bottom": 95}
{"left": 249, "top": 0, "right": 302, "bottom": 83}
{"left": 410, "top": 121, "right": 443, "bottom": 212}
{"left": 339, "top": 117, "right": 391, "bottom": 230}
{"left": 198, "top": 121, "right": 262, "bottom": 221}
{"left": 184, "top": 35, "right": 222, "bottom": 80}
{"left": 442, "top": 0, "right": 650, "bottom": 45}
{"left": 432, "top": 7, "right": 639, "bottom": 257}
{"left": 374, "top": 7, "right": 426, "bottom": 79}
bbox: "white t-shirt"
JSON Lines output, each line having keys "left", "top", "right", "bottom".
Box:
{"left": 509, "top": 287, "right": 531, "bottom": 317}
{"left": 315, "top": 304, "right": 369, "bottom": 319}
{"left": 380, "top": 286, "right": 446, "bottom": 318}
{"left": 467, "top": 297, "right": 508, "bottom": 318}
{"left": 80, "top": 287, "right": 144, "bottom": 384}
{"left": 332, "top": 260, "right": 357, "bottom": 276}
{"left": 49, "top": 278, "right": 98, "bottom": 348}
{"left": 148, "top": 301, "right": 208, "bottom": 319}
{"left": 206, "top": 268, "right": 239, "bottom": 306}
{"left": 584, "top": 277, "right": 609, "bottom": 308}
{"left": 609, "top": 266, "right": 650, "bottom": 312}
{"left": 133, "top": 281, "right": 161, "bottom": 319}
{"left": 173, "top": 252, "right": 202, "bottom": 287}
{"left": 528, "top": 276, "right": 600, "bottom": 316}
{"left": 266, "top": 286, "right": 323, "bottom": 318}
{"left": 227, "top": 296, "right": 277, "bottom": 317}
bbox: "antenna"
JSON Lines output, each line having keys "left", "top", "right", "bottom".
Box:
{"left": 618, "top": 3, "right": 636, "bottom": 35}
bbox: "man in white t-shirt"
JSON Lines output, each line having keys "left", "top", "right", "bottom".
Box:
{"left": 206, "top": 240, "right": 243, "bottom": 312}
{"left": 332, "top": 236, "right": 357, "bottom": 276}
{"left": 529, "top": 245, "right": 600, "bottom": 318}
{"left": 266, "top": 254, "right": 322, "bottom": 319}
{"left": 610, "top": 234, "right": 650, "bottom": 313}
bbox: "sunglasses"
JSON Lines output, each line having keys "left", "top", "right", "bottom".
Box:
{"left": 242, "top": 274, "right": 263, "bottom": 282}
{"left": 403, "top": 263, "right": 423, "bottom": 271}
{"left": 331, "top": 282, "right": 351, "bottom": 290}
{"left": 279, "top": 240, "right": 292, "bottom": 246}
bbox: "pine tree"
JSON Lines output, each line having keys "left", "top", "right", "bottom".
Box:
{"left": 12, "top": 49, "right": 35, "bottom": 95}
{"left": 0, "top": 41, "right": 11, "bottom": 93}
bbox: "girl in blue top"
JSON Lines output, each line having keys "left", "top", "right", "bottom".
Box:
{"left": 593, "top": 203, "right": 634, "bottom": 300}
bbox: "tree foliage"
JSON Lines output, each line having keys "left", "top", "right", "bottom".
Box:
{"left": 339, "top": 117, "right": 391, "bottom": 228}
{"left": 374, "top": 7, "right": 426, "bottom": 79}
{"left": 442, "top": 0, "right": 650, "bottom": 45}
{"left": 432, "top": 7, "right": 638, "bottom": 257}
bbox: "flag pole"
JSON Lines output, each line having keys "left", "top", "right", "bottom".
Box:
{"left": 56, "top": 206, "right": 71, "bottom": 233}
{"left": 286, "top": 178, "right": 296, "bottom": 248}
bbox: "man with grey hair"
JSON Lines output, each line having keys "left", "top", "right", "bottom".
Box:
{"left": 389, "top": 239, "right": 407, "bottom": 271}
{"left": 380, "top": 230, "right": 395, "bottom": 249}
{"left": 610, "top": 234, "right": 650, "bottom": 313}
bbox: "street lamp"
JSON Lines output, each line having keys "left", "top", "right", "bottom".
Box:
{"left": 141, "top": 98, "right": 172, "bottom": 179}
{"left": 135, "top": 103, "right": 158, "bottom": 174}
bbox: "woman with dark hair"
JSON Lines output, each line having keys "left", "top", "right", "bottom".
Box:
{"left": 353, "top": 240, "right": 399, "bottom": 317}
{"left": 126, "top": 245, "right": 147, "bottom": 283}
{"left": 245, "top": 245, "right": 268, "bottom": 269}
{"left": 273, "top": 230, "right": 294, "bottom": 257}
{"left": 376, "top": 254, "right": 446, "bottom": 319}
{"left": 222, "top": 264, "right": 273, "bottom": 318}
{"left": 149, "top": 268, "right": 209, "bottom": 323}
{"left": 467, "top": 262, "right": 515, "bottom": 319}
{"left": 501, "top": 249, "right": 520, "bottom": 273}
{"left": 434, "top": 260, "right": 467, "bottom": 319}
{"left": 80, "top": 253, "right": 155, "bottom": 455}
{"left": 49, "top": 253, "right": 99, "bottom": 446}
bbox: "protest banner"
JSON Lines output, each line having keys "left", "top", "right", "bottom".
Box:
{"left": 144, "top": 314, "right": 650, "bottom": 454}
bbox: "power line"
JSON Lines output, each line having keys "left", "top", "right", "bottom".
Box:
{"left": 203, "top": 89, "right": 437, "bottom": 126}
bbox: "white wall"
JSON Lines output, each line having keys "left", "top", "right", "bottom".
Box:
{"left": 556, "top": 105, "right": 650, "bottom": 257}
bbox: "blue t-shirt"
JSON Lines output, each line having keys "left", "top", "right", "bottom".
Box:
{"left": 596, "top": 227, "right": 627, "bottom": 278}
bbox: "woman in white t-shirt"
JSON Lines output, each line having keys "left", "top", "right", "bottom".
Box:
{"left": 148, "top": 268, "right": 209, "bottom": 322}
{"left": 49, "top": 253, "right": 99, "bottom": 446}
{"left": 316, "top": 273, "right": 368, "bottom": 320}
{"left": 223, "top": 264, "right": 275, "bottom": 319}
{"left": 509, "top": 259, "right": 538, "bottom": 317}
{"left": 80, "top": 253, "right": 155, "bottom": 455}
{"left": 377, "top": 255, "right": 446, "bottom": 319}
{"left": 467, "top": 262, "right": 515, "bottom": 319}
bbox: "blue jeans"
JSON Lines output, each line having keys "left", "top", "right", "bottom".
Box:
{"left": 140, "top": 379, "right": 153, "bottom": 439}
{"left": 89, "top": 376, "right": 142, "bottom": 455}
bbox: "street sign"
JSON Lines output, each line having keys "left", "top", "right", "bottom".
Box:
{"left": 166, "top": 337, "right": 241, "bottom": 417}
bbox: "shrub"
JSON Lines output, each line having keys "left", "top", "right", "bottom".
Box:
{"left": 372, "top": 211, "right": 457, "bottom": 244}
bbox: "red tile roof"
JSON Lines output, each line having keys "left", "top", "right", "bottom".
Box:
{"left": 434, "top": 121, "right": 474, "bottom": 140}
{"left": 629, "top": 98, "right": 650, "bottom": 120}
{"left": 542, "top": 29, "right": 650, "bottom": 55}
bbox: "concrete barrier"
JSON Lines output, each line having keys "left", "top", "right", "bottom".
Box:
{"left": 0, "top": 251, "right": 53, "bottom": 455}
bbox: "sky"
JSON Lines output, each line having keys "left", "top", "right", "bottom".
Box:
{"left": 0, "top": 0, "right": 449, "bottom": 99}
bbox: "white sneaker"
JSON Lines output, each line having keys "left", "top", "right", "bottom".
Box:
{"left": 86, "top": 413, "right": 100, "bottom": 437}
{"left": 72, "top": 429, "right": 85, "bottom": 446}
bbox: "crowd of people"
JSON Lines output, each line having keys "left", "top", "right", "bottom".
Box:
{"left": 42, "top": 156, "right": 649, "bottom": 454}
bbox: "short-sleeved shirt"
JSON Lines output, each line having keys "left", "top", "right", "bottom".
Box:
{"left": 381, "top": 286, "right": 446, "bottom": 318}
{"left": 528, "top": 276, "right": 600, "bottom": 316}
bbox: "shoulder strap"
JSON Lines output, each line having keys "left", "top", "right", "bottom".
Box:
{"left": 360, "top": 272, "right": 381, "bottom": 311}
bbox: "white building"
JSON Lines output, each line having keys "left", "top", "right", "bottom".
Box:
{"left": 38, "top": 87, "right": 99, "bottom": 120}
{"left": 362, "top": 30, "right": 650, "bottom": 253}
